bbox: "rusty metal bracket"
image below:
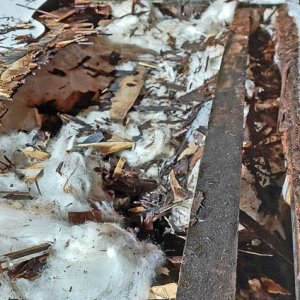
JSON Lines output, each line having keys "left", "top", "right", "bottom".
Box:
{"left": 177, "top": 8, "right": 251, "bottom": 300}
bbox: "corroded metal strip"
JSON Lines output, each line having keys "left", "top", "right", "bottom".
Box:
{"left": 177, "top": 8, "right": 251, "bottom": 300}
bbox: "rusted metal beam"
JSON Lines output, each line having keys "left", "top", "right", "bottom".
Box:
{"left": 177, "top": 7, "right": 251, "bottom": 300}
{"left": 276, "top": 5, "right": 300, "bottom": 299}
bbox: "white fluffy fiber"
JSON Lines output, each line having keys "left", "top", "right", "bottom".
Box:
{"left": 101, "top": 0, "right": 237, "bottom": 52}
{"left": 0, "top": 121, "right": 163, "bottom": 300}
{"left": 0, "top": 204, "right": 163, "bottom": 300}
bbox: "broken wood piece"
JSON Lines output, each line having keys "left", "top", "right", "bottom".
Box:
{"left": 0, "top": 243, "right": 51, "bottom": 271}
{"left": 109, "top": 68, "right": 146, "bottom": 121}
{"left": 137, "top": 61, "right": 160, "bottom": 69}
{"left": 167, "top": 256, "right": 182, "bottom": 269}
{"left": 177, "top": 7, "right": 251, "bottom": 300}
{"left": 57, "top": 9, "right": 76, "bottom": 22}
{"left": 68, "top": 211, "right": 104, "bottom": 224}
{"left": 76, "top": 141, "right": 134, "bottom": 155}
{"left": 54, "top": 36, "right": 87, "bottom": 48}
{"left": 0, "top": 53, "right": 37, "bottom": 99}
{"left": 21, "top": 147, "right": 50, "bottom": 161}
{"left": 113, "top": 157, "right": 126, "bottom": 178}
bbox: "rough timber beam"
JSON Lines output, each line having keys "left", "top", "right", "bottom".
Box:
{"left": 276, "top": 5, "right": 300, "bottom": 299}
{"left": 177, "top": 7, "right": 251, "bottom": 300}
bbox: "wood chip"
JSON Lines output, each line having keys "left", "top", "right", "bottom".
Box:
{"left": 76, "top": 142, "right": 134, "bottom": 155}
{"left": 0, "top": 243, "right": 51, "bottom": 272}
{"left": 57, "top": 9, "right": 76, "bottom": 22}
{"left": 68, "top": 211, "right": 104, "bottom": 225}
{"left": 189, "top": 145, "right": 204, "bottom": 169}
{"left": 128, "top": 206, "right": 145, "bottom": 213}
{"left": 149, "top": 283, "right": 177, "bottom": 300}
{"left": 21, "top": 147, "right": 50, "bottom": 161}
{"left": 178, "top": 142, "right": 198, "bottom": 161}
{"left": 113, "top": 157, "right": 126, "bottom": 178}
{"left": 169, "top": 170, "right": 191, "bottom": 202}
{"left": 260, "top": 277, "right": 291, "bottom": 295}
{"left": 110, "top": 68, "right": 145, "bottom": 121}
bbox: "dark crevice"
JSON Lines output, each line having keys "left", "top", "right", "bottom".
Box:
{"left": 237, "top": 22, "right": 295, "bottom": 299}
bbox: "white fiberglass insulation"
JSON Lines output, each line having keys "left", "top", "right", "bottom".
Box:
{"left": 104, "top": 0, "right": 236, "bottom": 52}
{"left": 0, "top": 0, "right": 237, "bottom": 299}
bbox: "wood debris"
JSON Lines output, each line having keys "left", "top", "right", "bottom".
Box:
{"left": 77, "top": 141, "right": 134, "bottom": 155}
{"left": 110, "top": 68, "right": 146, "bottom": 121}
{"left": 68, "top": 211, "right": 104, "bottom": 224}
{"left": 113, "top": 157, "right": 126, "bottom": 178}
{"left": 0, "top": 1, "right": 297, "bottom": 299}
{"left": 20, "top": 147, "right": 50, "bottom": 161}
{"left": 149, "top": 282, "right": 177, "bottom": 299}
{"left": 0, "top": 243, "right": 51, "bottom": 273}
{"left": 169, "top": 170, "right": 191, "bottom": 203}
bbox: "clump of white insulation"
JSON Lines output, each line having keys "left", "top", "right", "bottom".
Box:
{"left": 0, "top": 0, "right": 237, "bottom": 299}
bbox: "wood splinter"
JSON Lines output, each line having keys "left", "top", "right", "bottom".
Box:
{"left": 0, "top": 243, "right": 51, "bottom": 272}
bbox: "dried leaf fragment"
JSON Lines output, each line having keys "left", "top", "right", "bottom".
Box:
{"left": 110, "top": 68, "right": 146, "bottom": 121}
{"left": 21, "top": 147, "right": 50, "bottom": 161}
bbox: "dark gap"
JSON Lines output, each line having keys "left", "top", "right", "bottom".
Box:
{"left": 236, "top": 21, "right": 295, "bottom": 299}
{"left": 48, "top": 68, "right": 66, "bottom": 77}
{"left": 37, "top": 91, "right": 97, "bottom": 135}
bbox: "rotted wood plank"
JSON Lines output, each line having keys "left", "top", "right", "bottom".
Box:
{"left": 276, "top": 5, "right": 300, "bottom": 299}
{"left": 177, "top": 7, "right": 251, "bottom": 300}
